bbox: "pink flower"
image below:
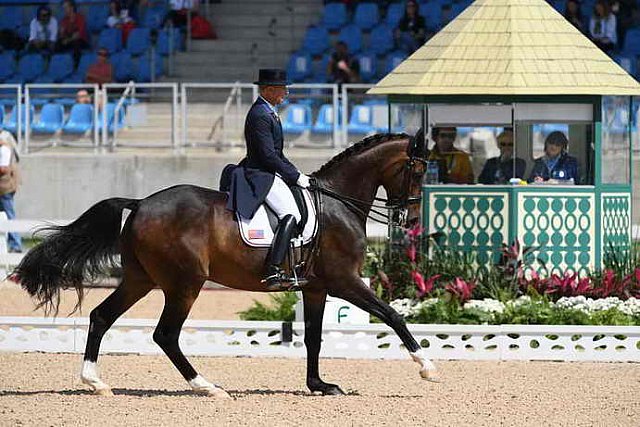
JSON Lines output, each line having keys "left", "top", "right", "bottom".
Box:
{"left": 406, "top": 224, "right": 424, "bottom": 240}
{"left": 412, "top": 272, "right": 440, "bottom": 296}
{"left": 445, "top": 277, "right": 475, "bottom": 303}
{"left": 407, "top": 244, "right": 417, "bottom": 263}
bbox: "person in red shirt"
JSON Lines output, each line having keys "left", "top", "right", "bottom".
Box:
{"left": 85, "top": 48, "right": 113, "bottom": 85}
{"left": 58, "top": 0, "right": 89, "bottom": 65}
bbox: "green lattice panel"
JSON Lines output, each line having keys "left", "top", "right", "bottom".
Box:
{"left": 601, "top": 193, "right": 632, "bottom": 264}
{"left": 517, "top": 193, "right": 595, "bottom": 277}
{"left": 428, "top": 192, "right": 509, "bottom": 268}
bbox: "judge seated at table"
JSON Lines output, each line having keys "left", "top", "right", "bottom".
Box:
{"left": 478, "top": 129, "right": 526, "bottom": 184}
{"left": 427, "top": 126, "right": 475, "bottom": 184}
{"left": 528, "top": 131, "right": 579, "bottom": 184}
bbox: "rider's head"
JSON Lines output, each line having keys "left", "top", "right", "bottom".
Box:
{"left": 255, "top": 69, "right": 290, "bottom": 106}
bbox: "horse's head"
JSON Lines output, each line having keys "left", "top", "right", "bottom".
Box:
{"left": 382, "top": 135, "right": 428, "bottom": 228}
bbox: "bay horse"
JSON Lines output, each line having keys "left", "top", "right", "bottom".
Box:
{"left": 13, "top": 133, "right": 438, "bottom": 398}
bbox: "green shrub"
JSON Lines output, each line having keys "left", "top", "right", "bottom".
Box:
{"left": 238, "top": 292, "right": 298, "bottom": 321}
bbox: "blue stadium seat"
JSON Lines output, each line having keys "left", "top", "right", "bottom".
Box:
{"left": 142, "top": 6, "right": 167, "bottom": 29}
{"left": 287, "top": 51, "right": 313, "bottom": 82}
{"left": 450, "top": 1, "right": 469, "bottom": 20}
{"left": 354, "top": 3, "right": 380, "bottom": 31}
{"left": 282, "top": 104, "right": 312, "bottom": 134}
{"left": 41, "top": 54, "right": 74, "bottom": 83}
{"left": 419, "top": 2, "right": 442, "bottom": 32}
{"left": 98, "top": 28, "right": 123, "bottom": 54}
{"left": 338, "top": 24, "right": 363, "bottom": 54}
{"left": 31, "top": 103, "right": 65, "bottom": 134}
{"left": 157, "top": 28, "right": 181, "bottom": 56}
{"left": 347, "top": 105, "right": 375, "bottom": 134}
{"left": 369, "top": 23, "right": 394, "bottom": 56}
{"left": 136, "top": 52, "right": 163, "bottom": 82}
{"left": 623, "top": 28, "right": 640, "bottom": 56}
{"left": 0, "top": 6, "right": 21, "bottom": 30}
{"left": 87, "top": 4, "right": 110, "bottom": 33}
{"left": 126, "top": 28, "right": 151, "bottom": 56}
{"left": 97, "top": 103, "right": 126, "bottom": 133}
{"left": 70, "top": 52, "right": 98, "bottom": 82}
{"left": 0, "top": 53, "right": 16, "bottom": 82}
{"left": 381, "top": 50, "right": 408, "bottom": 76}
{"left": 302, "top": 26, "right": 330, "bottom": 56}
{"left": 322, "top": 3, "right": 348, "bottom": 31}
{"left": 62, "top": 104, "right": 94, "bottom": 134}
{"left": 4, "top": 104, "right": 34, "bottom": 134}
{"left": 111, "top": 52, "right": 134, "bottom": 82}
{"left": 385, "top": 2, "right": 405, "bottom": 28}
{"left": 10, "top": 54, "right": 46, "bottom": 83}
{"left": 614, "top": 54, "right": 637, "bottom": 77}
{"left": 311, "top": 53, "right": 331, "bottom": 83}
{"left": 0, "top": 107, "right": 3, "bottom": 129}
{"left": 357, "top": 51, "right": 378, "bottom": 83}
{"left": 312, "top": 103, "right": 342, "bottom": 134}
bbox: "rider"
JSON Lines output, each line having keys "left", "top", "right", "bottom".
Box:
{"left": 226, "top": 69, "right": 311, "bottom": 290}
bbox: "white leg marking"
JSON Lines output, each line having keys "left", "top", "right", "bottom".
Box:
{"left": 80, "top": 361, "right": 113, "bottom": 395}
{"left": 410, "top": 349, "right": 439, "bottom": 382}
{"left": 188, "top": 375, "right": 231, "bottom": 398}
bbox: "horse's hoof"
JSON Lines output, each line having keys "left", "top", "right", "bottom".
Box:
{"left": 323, "top": 385, "right": 346, "bottom": 396}
{"left": 195, "top": 387, "right": 231, "bottom": 399}
{"left": 419, "top": 369, "right": 440, "bottom": 383}
{"left": 93, "top": 388, "right": 114, "bottom": 396}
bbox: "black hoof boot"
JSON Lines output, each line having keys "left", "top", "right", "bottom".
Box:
{"left": 308, "top": 379, "right": 346, "bottom": 396}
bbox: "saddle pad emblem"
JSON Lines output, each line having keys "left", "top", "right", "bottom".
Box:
{"left": 248, "top": 229, "right": 265, "bottom": 240}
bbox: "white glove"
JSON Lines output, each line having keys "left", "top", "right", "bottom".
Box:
{"left": 296, "top": 173, "right": 311, "bottom": 189}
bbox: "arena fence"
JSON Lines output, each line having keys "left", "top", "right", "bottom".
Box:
{"left": 0, "top": 317, "right": 638, "bottom": 362}
{"left": 0, "top": 84, "right": 22, "bottom": 146}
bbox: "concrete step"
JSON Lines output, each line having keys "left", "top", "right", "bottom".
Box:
{"left": 214, "top": 26, "right": 308, "bottom": 41}
{"left": 209, "top": 13, "right": 318, "bottom": 28}
{"left": 173, "top": 51, "right": 290, "bottom": 67}
{"left": 188, "top": 39, "right": 296, "bottom": 54}
{"left": 208, "top": 3, "right": 321, "bottom": 16}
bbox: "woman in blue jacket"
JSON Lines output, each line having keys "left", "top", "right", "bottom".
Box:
{"left": 528, "top": 131, "right": 580, "bottom": 184}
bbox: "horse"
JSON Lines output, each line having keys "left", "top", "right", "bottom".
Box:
{"left": 13, "top": 133, "right": 438, "bottom": 398}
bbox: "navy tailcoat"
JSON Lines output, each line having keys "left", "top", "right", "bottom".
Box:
{"left": 225, "top": 97, "right": 300, "bottom": 219}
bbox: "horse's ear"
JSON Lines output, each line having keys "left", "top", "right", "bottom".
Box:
{"left": 411, "top": 128, "right": 428, "bottom": 159}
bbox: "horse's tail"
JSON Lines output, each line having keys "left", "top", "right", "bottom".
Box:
{"left": 12, "top": 197, "right": 140, "bottom": 316}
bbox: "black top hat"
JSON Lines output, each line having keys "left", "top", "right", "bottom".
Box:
{"left": 254, "top": 69, "right": 290, "bottom": 86}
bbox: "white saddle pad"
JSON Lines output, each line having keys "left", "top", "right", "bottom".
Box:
{"left": 237, "top": 188, "right": 318, "bottom": 248}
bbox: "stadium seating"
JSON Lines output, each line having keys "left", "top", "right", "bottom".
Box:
{"left": 141, "top": 6, "right": 167, "bottom": 30}
{"left": 287, "top": 51, "right": 313, "bottom": 83}
{"left": 419, "top": 2, "right": 443, "bottom": 32}
{"left": 312, "top": 103, "right": 342, "bottom": 134}
{"left": 86, "top": 4, "right": 110, "bottom": 33}
{"left": 321, "top": 2, "right": 348, "bottom": 31}
{"left": 0, "top": 6, "right": 21, "bottom": 30}
{"left": 282, "top": 104, "right": 312, "bottom": 134}
{"left": 385, "top": 2, "right": 405, "bottom": 29}
{"left": 369, "top": 24, "right": 394, "bottom": 56}
{"left": 111, "top": 52, "right": 135, "bottom": 82}
{"left": 98, "top": 28, "right": 123, "bottom": 54}
{"left": 312, "top": 53, "right": 331, "bottom": 83}
{"left": 4, "top": 104, "right": 34, "bottom": 134}
{"left": 7, "top": 54, "right": 46, "bottom": 83}
{"left": 338, "top": 24, "right": 363, "bottom": 54}
{"left": 622, "top": 28, "right": 640, "bottom": 56}
{"left": 354, "top": 3, "right": 380, "bottom": 31}
{"left": 62, "top": 103, "right": 94, "bottom": 134}
{"left": 31, "top": 103, "right": 65, "bottom": 134}
{"left": 136, "top": 52, "right": 163, "bottom": 82}
{"left": 158, "top": 28, "right": 182, "bottom": 56}
{"left": 614, "top": 54, "right": 637, "bottom": 77}
{"left": 347, "top": 105, "right": 375, "bottom": 134}
{"left": 357, "top": 52, "right": 378, "bottom": 83}
{"left": 0, "top": 53, "right": 16, "bottom": 82}
{"left": 97, "top": 103, "right": 126, "bottom": 133}
{"left": 381, "top": 50, "right": 408, "bottom": 77}
{"left": 126, "top": 28, "right": 152, "bottom": 56}
{"left": 40, "top": 54, "right": 74, "bottom": 83}
{"left": 302, "top": 26, "right": 330, "bottom": 56}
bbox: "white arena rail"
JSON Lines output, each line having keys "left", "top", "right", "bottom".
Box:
{"left": 0, "top": 317, "right": 639, "bottom": 362}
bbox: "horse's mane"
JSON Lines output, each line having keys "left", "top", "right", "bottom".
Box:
{"left": 315, "top": 133, "right": 409, "bottom": 175}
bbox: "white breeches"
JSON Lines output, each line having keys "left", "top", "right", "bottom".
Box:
{"left": 265, "top": 175, "right": 301, "bottom": 223}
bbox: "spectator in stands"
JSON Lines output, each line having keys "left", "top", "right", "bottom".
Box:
{"left": 163, "top": 0, "right": 195, "bottom": 28}
{"left": 428, "top": 126, "right": 474, "bottom": 184}
{"left": 76, "top": 89, "right": 91, "bottom": 104}
{"left": 85, "top": 48, "right": 113, "bottom": 85}
{"left": 564, "top": 0, "right": 586, "bottom": 33}
{"left": 395, "top": 0, "right": 426, "bottom": 54}
{"left": 58, "top": 0, "right": 89, "bottom": 65}
{"left": 610, "top": 0, "right": 637, "bottom": 48}
{"left": 0, "top": 129, "right": 22, "bottom": 253}
{"left": 478, "top": 129, "right": 526, "bottom": 184}
{"left": 107, "top": 1, "right": 136, "bottom": 43}
{"left": 528, "top": 131, "right": 579, "bottom": 184}
{"left": 327, "top": 41, "right": 360, "bottom": 85}
{"left": 589, "top": 0, "right": 617, "bottom": 53}
{"left": 27, "top": 6, "right": 58, "bottom": 54}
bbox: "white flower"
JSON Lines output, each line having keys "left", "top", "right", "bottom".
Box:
{"left": 464, "top": 298, "right": 505, "bottom": 314}
{"left": 508, "top": 295, "right": 533, "bottom": 307}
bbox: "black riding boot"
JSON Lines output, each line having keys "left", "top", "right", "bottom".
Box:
{"left": 263, "top": 214, "right": 297, "bottom": 290}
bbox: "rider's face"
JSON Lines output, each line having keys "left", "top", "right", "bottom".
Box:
{"left": 263, "top": 86, "right": 288, "bottom": 106}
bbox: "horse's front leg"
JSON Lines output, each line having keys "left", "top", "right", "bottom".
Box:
{"left": 302, "top": 283, "right": 345, "bottom": 395}
{"left": 329, "top": 275, "right": 438, "bottom": 382}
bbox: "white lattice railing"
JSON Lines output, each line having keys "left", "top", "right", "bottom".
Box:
{"left": 1, "top": 317, "right": 639, "bottom": 362}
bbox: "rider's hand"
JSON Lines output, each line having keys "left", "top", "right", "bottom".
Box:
{"left": 296, "top": 173, "right": 311, "bottom": 188}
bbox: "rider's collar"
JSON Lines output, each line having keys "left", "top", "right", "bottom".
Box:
{"left": 259, "top": 96, "right": 279, "bottom": 116}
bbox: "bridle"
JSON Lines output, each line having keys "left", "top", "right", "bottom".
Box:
{"left": 312, "top": 140, "right": 427, "bottom": 228}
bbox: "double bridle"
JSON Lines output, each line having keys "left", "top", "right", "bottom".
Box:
{"left": 312, "top": 152, "right": 427, "bottom": 227}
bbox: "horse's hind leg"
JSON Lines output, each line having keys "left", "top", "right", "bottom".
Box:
{"left": 330, "top": 275, "right": 438, "bottom": 381}
{"left": 153, "top": 285, "right": 230, "bottom": 398}
{"left": 81, "top": 260, "right": 155, "bottom": 395}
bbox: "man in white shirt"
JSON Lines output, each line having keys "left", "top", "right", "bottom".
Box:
{"left": 28, "top": 6, "right": 58, "bottom": 53}
{"left": 0, "top": 130, "right": 21, "bottom": 253}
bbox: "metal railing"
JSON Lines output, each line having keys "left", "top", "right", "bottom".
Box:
{"left": 0, "top": 85, "right": 22, "bottom": 150}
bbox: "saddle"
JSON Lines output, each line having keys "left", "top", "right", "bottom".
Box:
{"left": 236, "top": 186, "right": 318, "bottom": 248}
